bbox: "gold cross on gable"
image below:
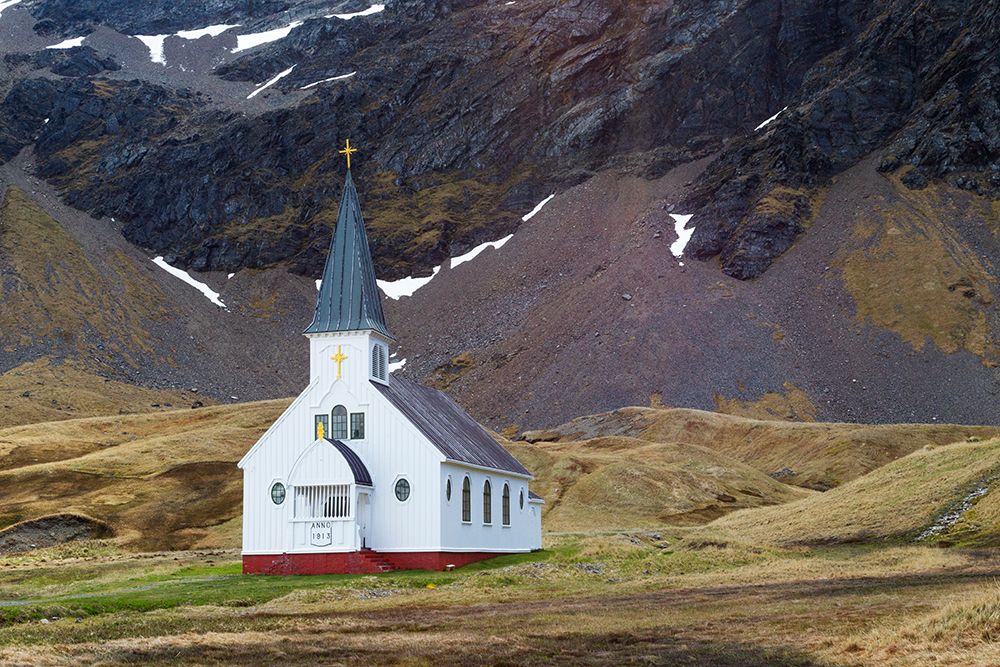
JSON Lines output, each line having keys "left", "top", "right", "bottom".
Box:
{"left": 338, "top": 138, "right": 357, "bottom": 170}
{"left": 331, "top": 345, "right": 348, "bottom": 380}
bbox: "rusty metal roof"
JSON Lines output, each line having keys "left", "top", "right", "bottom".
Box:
{"left": 305, "top": 170, "right": 392, "bottom": 338}
{"left": 325, "top": 437, "right": 373, "bottom": 486}
{"left": 373, "top": 377, "right": 531, "bottom": 477}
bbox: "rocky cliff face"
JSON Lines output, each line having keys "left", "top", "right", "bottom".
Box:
{"left": 4, "top": 0, "right": 949, "bottom": 280}
{"left": 683, "top": 0, "right": 1000, "bottom": 280}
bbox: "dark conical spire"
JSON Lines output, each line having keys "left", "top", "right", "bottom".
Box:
{"left": 305, "top": 170, "right": 392, "bottom": 338}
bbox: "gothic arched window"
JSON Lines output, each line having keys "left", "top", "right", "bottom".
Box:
{"left": 331, "top": 405, "right": 348, "bottom": 439}
{"left": 462, "top": 476, "right": 471, "bottom": 523}
{"left": 483, "top": 479, "right": 492, "bottom": 525}
{"left": 502, "top": 483, "right": 510, "bottom": 526}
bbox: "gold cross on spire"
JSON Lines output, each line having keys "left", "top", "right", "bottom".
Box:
{"left": 330, "top": 345, "right": 348, "bottom": 380}
{"left": 338, "top": 138, "right": 357, "bottom": 170}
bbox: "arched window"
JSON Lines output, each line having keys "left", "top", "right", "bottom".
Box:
{"left": 502, "top": 483, "right": 510, "bottom": 526}
{"left": 461, "top": 476, "right": 471, "bottom": 522}
{"left": 519, "top": 488, "right": 525, "bottom": 510}
{"left": 331, "top": 405, "right": 348, "bottom": 439}
{"left": 483, "top": 479, "right": 492, "bottom": 525}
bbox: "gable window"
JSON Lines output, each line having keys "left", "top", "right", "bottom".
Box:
{"left": 462, "top": 476, "right": 471, "bottom": 522}
{"left": 483, "top": 479, "right": 492, "bottom": 525}
{"left": 446, "top": 477, "right": 452, "bottom": 502}
{"left": 314, "top": 414, "right": 329, "bottom": 440}
{"left": 331, "top": 405, "right": 348, "bottom": 439}
{"left": 502, "top": 483, "right": 510, "bottom": 526}
{"left": 395, "top": 478, "right": 410, "bottom": 502}
{"left": 350, "top": 412, "right": 365, "bottom": 439}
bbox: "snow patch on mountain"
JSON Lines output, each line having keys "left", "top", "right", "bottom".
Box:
{"left": 378, "top": 266, "right": 441, "bottom": 300}
{"left": 451, "top": 234, "right": 513, "bottom": 269}
{"left": 247, "top": 64, "right": 297, "bottom": 99}
{"left": 47, "top": 36, "right": 86, "bottom": 49}
{"left": 326, "top": 4, "right": 386, "bottom": 19}
{"left": 152, "top": 257, "right": 227, "bottom": 308}
{"left": 755, "top": 106, "right": 788, "bottom": 131}
{"left": 134, "top": 34, "right": 169, "bottom": 64}
{"left": 301, "top": 72, "right": 356, "bottom": 89}
{"left": 522, "top": 194, "right": 555, "bottom": 221}
{"left": 669, "top": 214, "right": 695, "bottom": 262}
{"left": 0, "top": 0, "right": 22, "bottom": 18}
{"left": 176, "top": 24, "right": 240, "bottom": 40}
{"left": 233, "top": 21, "right": 303, "bottom": 53}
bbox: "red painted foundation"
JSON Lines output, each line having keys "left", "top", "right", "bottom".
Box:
{"left": 243, "top": 550, "right": 512, "bottom": 575}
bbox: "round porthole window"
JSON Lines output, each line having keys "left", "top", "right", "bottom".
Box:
{"left": 395, "top": 478, "right": 411, "bottom": 502}
{"left": 446, "top": 478, "right": 452, "bottom": 502}
{"left": 270, "top": 482, "right": 286, "bottom": 505}
{"left": 519, "top": 488, "right": 525, "bottom": 510}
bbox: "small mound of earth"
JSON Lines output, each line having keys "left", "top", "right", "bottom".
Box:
{"left": 0, "top": 514, "right": 112, "bottom": 554}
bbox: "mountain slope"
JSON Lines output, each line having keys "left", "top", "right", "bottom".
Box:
{"left": 0, "top": 0, "right": 997, "bottom": 427}
{"left": 388, "top": 157, "right": 1000, "bottom": 429}
{"left": 0, "top": 162, "right": 317, "bottom": 403}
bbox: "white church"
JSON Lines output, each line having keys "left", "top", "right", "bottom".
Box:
{"left": 238, "top": 150, "right": 542, "bottom": 574}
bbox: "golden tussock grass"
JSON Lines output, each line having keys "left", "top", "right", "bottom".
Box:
{"left": 524, "top": 406, "right": 999, "bottom": 490}
{"left": 0, "top": 400, "right": 289, "bottom": 549}
{"left": 840, "top": 178, "right": 999, "bottom": 365}
{"left": 0, "top": 358, "right": 207, "bottom": 429}
{"left": 708, "top": 437, "right": 1000, "bottom": 546}
{"left": 713, "top": 382, "right": 817, "bottom": 422}
{"left": 506, "top": 436, "right": 809, "bottom": 532}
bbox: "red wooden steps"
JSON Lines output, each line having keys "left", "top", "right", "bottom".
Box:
{"left": 359, "top": 548, "right": 398, "bottom": 572}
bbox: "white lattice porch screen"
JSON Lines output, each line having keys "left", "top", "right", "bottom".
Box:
{"left": 294, "top": 484, "right": 352, "bottom": 519}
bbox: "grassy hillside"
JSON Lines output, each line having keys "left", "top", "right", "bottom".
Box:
{"left": 0, "top": 401, "right": 812, "bottom": 550}
{"left": 505, "top": 436, "right": 809, "bottom": 531}
{"left": 3, "top": 399, "right": 996, "bottom": 553}
{"left": 523, "top": 406, "right": 1000, "bottom": 490}
{"left": 707, "top": 437, "right": 1000, "bottom": 547}
{"left": 0, "top": 358, "right": 208, "bottom": 429}
{"left": 0, "top": 401, "right": 289, "bottom": 550}
{"left": 1, "top": 405, "right": 999, "bottom": 665}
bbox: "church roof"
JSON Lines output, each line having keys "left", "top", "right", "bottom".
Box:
{"left": 324, "top": 437, "right": 373, "bottom": 486}
{"left": 305, "top": 170, "right": 392, "bottom": 338}
{"left": 373, "top": 377, "right": 532, "bottom": 477}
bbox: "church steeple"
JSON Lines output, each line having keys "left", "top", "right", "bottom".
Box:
{"left": 305, "top": 148, "right": 392, "bottom": 339}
